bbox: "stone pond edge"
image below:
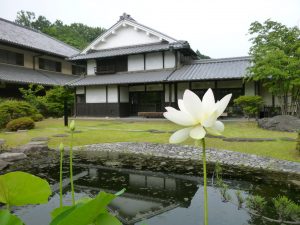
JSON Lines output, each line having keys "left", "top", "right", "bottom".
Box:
{"left": 72, "top": 142, "right": 300, "bottom": 176}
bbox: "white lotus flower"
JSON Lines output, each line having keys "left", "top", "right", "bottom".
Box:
{"left": 164, "top": 88, "right": 232, "bottom": 143}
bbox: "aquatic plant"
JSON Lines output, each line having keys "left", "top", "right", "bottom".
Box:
{"left": 0, "top": 120, "right": 125, "bottom": 225}
{"left": 0, "top": 171, "right": 52, "bottom": 224}
{"left": 69, "top": 120, "right": 75, "bottom": 205}
{"left": 50, "top": 119, "right": 125, "bottom": 225}
{"left": 213, "top": 163, "right": 300, "bottom": 224}
{"left": 164, "top": 89, "right": 232, "bottom": 225}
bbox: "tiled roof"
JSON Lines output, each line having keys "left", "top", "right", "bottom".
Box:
{"left": 68, "top": 69, "right": 174, "bottom": 86}
{"left": 0, "top": 63, "right": 79, "bottom": 86}
{"left": 0, "top": 18, "right": 80, "bottom": 57}
{"left": 69, "top": 41, "right": 191, "bottom": 60}
{"left": 69, "top": 56, "right": 251, "bottom": 86}
{"left": 167, "top": 56, "right": 251, "bottom": 81}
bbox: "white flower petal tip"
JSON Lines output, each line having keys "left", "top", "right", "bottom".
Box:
{"left": 163, "top": 111, "right": 196, "bottom": 126}
{"left": 216, "top": 94, "right": 232, "bottom": 117}
{"left": 165, "top": 106, "right": 177, "bottom": 112}
{"left": 182, "top": 89, "right": 202, "bottom": 121}
{"left": 169, "top": 128, "right": 192, "bottom": 144}
{"left": 190, "top": 126, "right": 206, "bottom": 140}
{"left": 202, "top": 88, "right": 215, "bottom": 111}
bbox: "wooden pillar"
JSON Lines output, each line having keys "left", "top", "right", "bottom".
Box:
{"left": 169, "top": 83, "right": 172, "bottom": 106}
{"left": 64, "top": 97, "right": 68, "bottom": 127}
{"left": 174, "top": 83, "right": 178, "bottom": 107}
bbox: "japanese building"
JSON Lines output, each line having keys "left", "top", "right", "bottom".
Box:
{"left": 0, "top": 14, "right": 275, "bottom": 117}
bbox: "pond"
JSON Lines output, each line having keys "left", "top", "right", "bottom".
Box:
{"left": 3, "top": 150, "right": 300, "bottom": 225}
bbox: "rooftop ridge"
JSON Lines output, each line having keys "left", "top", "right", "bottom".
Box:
{"left": 85, "top": 41, "right": 170, "bottom": 54}
{"left": 191, "top": 56, "right": 251, "bottom": 64}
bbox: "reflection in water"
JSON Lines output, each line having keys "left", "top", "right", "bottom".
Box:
{"left": 8, "top": 151, "right": 300, "bottom": 225}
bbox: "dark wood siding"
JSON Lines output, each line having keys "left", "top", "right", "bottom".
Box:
{"left": 76, "top": 103, "right": 130, "bottom": 117}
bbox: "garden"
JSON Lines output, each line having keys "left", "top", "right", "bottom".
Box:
{"left": 0, "top": 88, "right": 299, "bottom": 225}
{"left": 0, "top": 17, "right": 299, "bottom": 225}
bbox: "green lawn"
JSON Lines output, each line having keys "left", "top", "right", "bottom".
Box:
{"left": 0, "top": 118, "right": 298, "bottom": 162}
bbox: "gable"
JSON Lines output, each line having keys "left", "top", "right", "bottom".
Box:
{"left": 93, "top": 26, "right": 163, "bottom": 50}
{"left": 81, "top": 14, "right": 178, "bottom": 54}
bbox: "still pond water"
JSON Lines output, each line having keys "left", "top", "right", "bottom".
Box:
{"left": 5, "top": 150, "right": 300, "bottom": 225}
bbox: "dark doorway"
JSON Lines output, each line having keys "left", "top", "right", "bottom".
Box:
{"left": 129, "top": 91, "right": 164, "bottom": 115}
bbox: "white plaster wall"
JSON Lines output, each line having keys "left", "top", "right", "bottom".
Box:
{"left": 164, "top": 51, "right": 176, "bottom": 68}
{"left": 145, "top": 52, "right": 163, "bottom": 70}
{"left": 94, "top": 26, "right": 160, "bottom": 50}
{"left": 177, "top": 82, "right": 189, "bottom": 99}
{"left": 245, "top": 81, "right": 255, "bottom": 96}
{"left": 62, "top": 61, "right": 72, "bottom": 75}
{"left": 120, "top": 86, "right": 129, "bottom": 103}
{"left": 217, "top": 80, "right": 243, "bottom": 88}
{"left": 107, "top": 85, "right": 118, "bottom": 103}
{"left": 87, "top": 59, "right": 96, "bottom": 75}
{"left": 76, "top": 87, "right": 85, "bottom": 94}
{"left": 86, "top": 86, "right": 106, "bottom": 103}
{"left": 128, "top": 54, "right": 144, "bottom": 71}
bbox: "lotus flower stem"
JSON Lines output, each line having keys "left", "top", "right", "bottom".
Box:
{"left": 70, "top": 131, "right": 75, "bottom": 205}
{"left": 59, "top": 143, "right": 64, "bottom": 207}
{"left": 202, "top": 138, "right": 208, "bottom": 225}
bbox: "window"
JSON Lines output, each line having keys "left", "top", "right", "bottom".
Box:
{"left": 72, "top": 65, "right": 86, "bottom": 75}
{"left": 96, "top": 56, "right": 127, "bottom": 74}
{"left": 0, "top": 49, "right": 24, "bottom": 66}
{"left": 39, "top": 58, "right": 61, "bottom": 72}
{"left": 76, "top": 95, "right": 85, "bottom": 103}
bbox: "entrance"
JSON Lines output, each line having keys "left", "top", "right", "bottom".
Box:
{"left": 129, "top": 91, "right": 164, "bottom": 115}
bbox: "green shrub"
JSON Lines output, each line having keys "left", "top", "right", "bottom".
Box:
{"left": 31, "top": 113, "right": 44, "bottom": 122}
{"left": 234, "top": 96, "right": 264, "bottom": 118}
{"left": 0, "top": 100, "right": 38, "bottom": 118}
{"left": 0, "top": 100, "right": 38, "bottom": 128}
{"left": 19, "top": 84, "right": 48, "bottom": 115}
{"left": 0, "top": 113, "right": 10, "bottom": 128}
{"left": 6, "top": 117, "right": 35, "bottom": 131}
{"left": 40, "top": 86, "right": 74, "bottom": 118}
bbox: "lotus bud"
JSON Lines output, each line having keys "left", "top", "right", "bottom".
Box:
{"left": 59, "top": 143, "right": 64, "bottom": 152}
{"left": 69, "top": 120, "right": 75, "bottom": 132}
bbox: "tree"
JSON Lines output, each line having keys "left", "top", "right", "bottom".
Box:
{"left": 234, "top": 96, "right": 264, "bottom": 119}
{"left": 196, "top": 50, "right": 211, "bottom": 59}
{"left": 247, "top": 20, "right": 300, "bottom": 116}
{"left": 15, "top": 11, "right": 36, "bottom": 28}
{"left": 14, "top": 11, "right": 105, "bottom": 50}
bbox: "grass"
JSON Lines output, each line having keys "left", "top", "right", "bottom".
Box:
{"left": 0, "top": 118, "right": 298, "bottom": 162}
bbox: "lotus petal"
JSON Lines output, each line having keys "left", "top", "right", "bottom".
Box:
{"left": 215, "top": 94, "right": 232, "bottom": 117}
{"left": 169, "top": 127, "right": 192, "bottom": 143}
{"left": 163, "top": 111, "right": 196, "bottom": 126}
{"left": 182, "top": 90, "right": 203, "bottom": 120}
{"left": 190, "top": 125, "right": 206, "bottom": 139}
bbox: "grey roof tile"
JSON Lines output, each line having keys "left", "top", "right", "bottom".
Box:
{"left": 167, "top": 56, "right": 251, "bottom": 81}
{"left": 0, "top": 18, "right": 80, "bottom": 57}
{"left": 68, "top": 69, "right": 174, "bottom": 86}
{"left": 69, "top": 41, "right": 190, "bottom": 60}
{"left": 0, "top": 63, "right": 79, "bottom": 86}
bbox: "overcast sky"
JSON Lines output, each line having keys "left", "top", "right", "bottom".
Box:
{"left": 1, "top": 0, "right": 299, "bottom": 58}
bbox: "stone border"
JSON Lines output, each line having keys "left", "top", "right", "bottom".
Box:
{"left": 73, "top": 142, "right": 300, "bottom": 176}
